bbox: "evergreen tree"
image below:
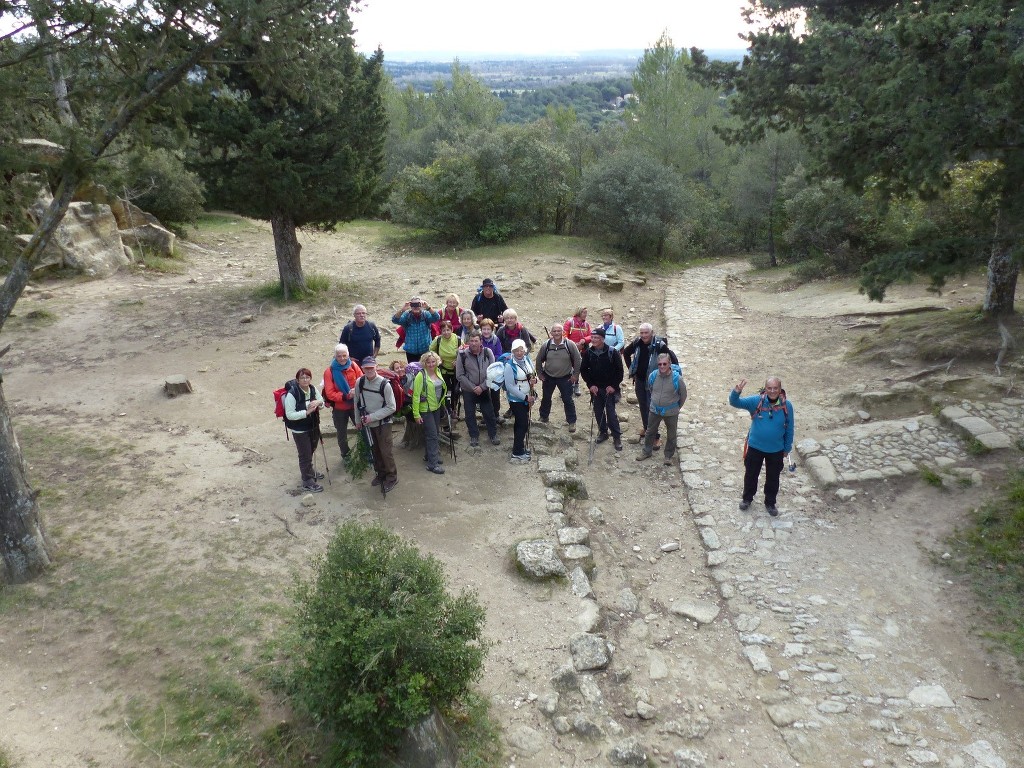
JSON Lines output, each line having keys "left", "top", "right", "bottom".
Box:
{"left": 191, "top": 19, "right": 387, "bottom": 298}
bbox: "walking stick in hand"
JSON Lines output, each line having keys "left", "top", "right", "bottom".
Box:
{"left": 446, "top": 406, "right": 457, "bottom": 464}
{"left": 588, "top": 393, "right": 596, "bottom": 466}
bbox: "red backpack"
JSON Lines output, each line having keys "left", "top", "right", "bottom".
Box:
{"left": 360, "top": 369, "right": 405, "bottom": 414}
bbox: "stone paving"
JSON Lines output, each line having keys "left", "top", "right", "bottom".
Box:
{"left": 662, "top": 264, "right": 1021, "bottom": 768}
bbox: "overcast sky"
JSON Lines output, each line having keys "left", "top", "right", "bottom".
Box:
{"left": 351, "top": 0, "right": 752, "bottom": 58}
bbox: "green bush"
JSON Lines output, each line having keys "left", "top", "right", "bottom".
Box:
{"left": 291, "top": 522, "right": 488, "bottom": 766}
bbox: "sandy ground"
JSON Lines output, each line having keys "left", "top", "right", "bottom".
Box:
{"left": 0, "top": 217, "right": 1021, "bottom": 767}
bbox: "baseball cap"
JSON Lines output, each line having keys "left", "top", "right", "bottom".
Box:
{"left": 591, "top": 327, "right": 606, "bottom": 337}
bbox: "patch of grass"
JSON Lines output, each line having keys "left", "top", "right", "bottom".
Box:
{"left": 189, "top": 211, "right": 259, "bottom": 236}
{"left": 133, "top": 248, "right": 188, "bottom": 274}
{"left": 851, "top": 306, "right": 1024, "bottom": 364}
{"left": 1016, "top": 436, "right": 1024, "bottom": 452}
{"left": 0, "top": 744, "right": 15, "bottom": 768}
{"left": 946, "top": 471, "right": 1024, "bottom": 661}
{"left": 966, "top": 438, "right": 991, "bottom": 457}
{"left": 251, "top": 272, "right": 337, "bottom": 303}
{"left": 449, "top": 691, "right": 504, "bottom": 768}
{"left": 124, "top": 669, "right": 264, "bottom": 768}
{"left": 920, "top": 466, "right": 944, "bottom": 488}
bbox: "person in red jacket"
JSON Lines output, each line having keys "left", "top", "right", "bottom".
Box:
{"left": 563, "top": 306, "right": 591, "bottom": 396}
{"left": 323, "top": 343, "right": 363, "bottom": 458}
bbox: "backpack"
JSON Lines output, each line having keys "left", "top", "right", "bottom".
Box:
{"left": 627, "top": 334, "right": 667, "bottom": 378}
{"left": 742, "top": 389, "right": 789, "bottom": 459}
{"left": 376, "top": 369, "right": 406, "bottom": 412}
{"left": 486, "top": 352, "right": 514, "bottom": 391}
{"left": 273, "top": 379, "right": 295, "bottom": 420}
{"left": 647, "top": 364, "right": 685, "bottom": 415}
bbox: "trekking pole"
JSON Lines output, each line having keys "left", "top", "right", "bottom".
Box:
{"left": 588, "top": 393, "right": 596, "bottom": 466}
{"left": 319, "top": 431, "right": 331, "bottom": 486}
{"left": 446, "top": 406, "right": 457, "bottom": 464}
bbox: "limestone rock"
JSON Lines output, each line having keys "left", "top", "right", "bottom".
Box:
{"left": 673, "top": 747, "right": 708, "bottom": 768}
{"left": 569, "top": 566, "right": 593, "bottom": 598}
{"left": 557, "top": 526, "right": 590, "bottom": 545}
{"left": 506, "top": 724, "right": 544, "bottom": 757}
{"left": 569, "top": 632, "right": 610, "bottom": 671}
{"left": 907, "top": 684, "right": 954, "bottom": 708}
{"left": 805, "top": 455, "right": 839, "bottom": 487}
{"left": 964, "top": 740, "right": 1007, "bottom": 768}
{"left": 515, "top": 540, "right": 566, "bottom": 579}
{"left": 394, "top": 708, "right": 459, "bottom": 768}
{"left": 669, "top": 599, "right": 720, "bottom": 625}
{"left": 30, "top": 201, "right": 130, "bottom": 277}
{"left": 121, "top": 222, "right": 176, "bottom": 258}
{"left": 609, "top": 737, "right": 647, "bottom": 765}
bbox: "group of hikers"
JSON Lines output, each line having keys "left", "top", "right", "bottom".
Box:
{"left": 279, "top": 278, "right": 795, "bottom": 516}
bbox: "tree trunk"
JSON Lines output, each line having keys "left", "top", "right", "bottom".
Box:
{"left": 983, "top": 241, "right": 1019, "bottom": 317}
{"left": 0, "top": 366, "right": 52, "bottom": 585}
{"left": 271, "top": 212, "right": 306, "bottom": 301}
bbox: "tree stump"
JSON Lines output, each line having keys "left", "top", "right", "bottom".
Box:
{"left": 164, "top": 375, "right": 194, "bottom": 397}
{"left": 400, "top": 417, "right": 424, "bottom": 450}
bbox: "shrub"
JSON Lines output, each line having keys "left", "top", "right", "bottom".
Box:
{"left": 290, "top": 522, "right": 488, "bottom": 766}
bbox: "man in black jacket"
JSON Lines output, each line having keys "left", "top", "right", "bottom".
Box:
{"left": 622, "top": 323, "right": 678, "bottom": 450}
{"left": 580, "top": 328, "right": 625, "bottom": 451}
{"left": 470, "top": 278, "right": 508, "bottom": 324}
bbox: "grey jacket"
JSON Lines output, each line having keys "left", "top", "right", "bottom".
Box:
{"left": 456, "top": 348, "right": 494, "bottom": 392}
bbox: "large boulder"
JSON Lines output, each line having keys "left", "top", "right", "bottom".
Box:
{"left": 23, "top": 201, "right": 131, "bottom": 278}
{"left": 121, "top": 222, "right": 176, "bottom": 257}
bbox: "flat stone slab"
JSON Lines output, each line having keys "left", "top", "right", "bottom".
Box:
{"left": 515, "top": 540, "right": 567, "bottom": 579}
{"left": 743, "top": 645, "right": 772, "bottom": 673}
{"left": 976, "top": 431, "right": 1014, "bottom": 450}
{"left": 940, "top": 405, "right": 970, "bottom": 421}
{"left": 569, "top": 566, "right": 593, "bottom": 598}
{"left": 538, "top": 456, "right": 566, "bottom": 472}
{"left": 805, "top": 455, "right": 838, "bottom": 487}
{"left": 952, "top": 415, "right": 997, "bottom": 437}
{"left": 669, "top": 599, "right": 720, "bottom": 625}
{"left": 908, "top": 684, "right": 955, "bottom": 708}
{"left": 557, "top": 527, "right": 590, "bottom": 545}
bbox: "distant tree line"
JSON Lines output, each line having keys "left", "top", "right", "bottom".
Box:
{"left": 496, "top": 78, "right": 633, "bottom": 128}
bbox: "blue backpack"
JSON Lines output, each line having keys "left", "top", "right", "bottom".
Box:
{"left": 486, "top": 352, "right": 514, "bottom": 391}
{"left": 647, "top": 364, "right": 685, "bottom": 415}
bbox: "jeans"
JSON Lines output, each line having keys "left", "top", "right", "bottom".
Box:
{"left": 539, "top": 374, "right": 577, "bottom": 424}
{"left": 332, "top": 407, "right": 354, "bottom": 457}
{"left": 592, "top": 389, "right": 621, "bottom": 438}
{"left": 421, "top": 409, "right": 443, "bottom": 468}
{"left": 634, "top": 377, "right": 657, "bottom": 436}
{"left": 743, "top": 446, "right": 784, "bottom": 506}
{"left": 643, "top": 411, "right": 678, "bottom": 456}
{"left": 510, "top": 401, "right": 530, "bottom": 455}
{"left": 462, "top": 388, "right": 498, "bottom": 441}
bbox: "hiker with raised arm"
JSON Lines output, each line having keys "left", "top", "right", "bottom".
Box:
{"left": 623, "top": 323, "right": 677, "bottom": 451}
{"left": 636, "top": 353, "right": 686, "bottom": 466}
{"left": 392, "top": 296, "right": 440, "bottom": 363}
{"left": 355, "top": 357, "right": 398, "bottom": 493}
{"left": 729, "top": 376, "right": 795, "bottom": 517}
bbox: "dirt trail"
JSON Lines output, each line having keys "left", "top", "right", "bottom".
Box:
{"left": 0, "top": 222, "right": 1021, "bottom": 767}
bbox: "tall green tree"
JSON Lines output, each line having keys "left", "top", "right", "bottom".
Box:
{"left": 191, "top": 22, "right": 387, "bottom": 298}
{"left": 628, "top": 32, "right": 729, "bottom": 184}
{"left": 694, "top": 0, "right": 1023, "bottom": 315}
{"left": 0, "top": 0, "right": 354, "bottom": 584}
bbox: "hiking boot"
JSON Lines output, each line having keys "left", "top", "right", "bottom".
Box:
{"left": 663, "top": 455, "right": 674, "bottom": 466}
{"left": 739, "top": 500, "right": 751, "bottom": 512}
{"left": 613, "top": 437, "right": 623, "bottom": 451}
{"left": 766, "top": 504, "right": 780, "bottom": 517}
{"left": 595, "top": 433, "right": 609, "bottom": 444}
{"left": 422, "top": 456, "right": 444, "bottom": 465}
{"left": 371, "top": 475, "right": 383, "bottom": 487}
{"left": 426, "top": 465, "right": 445, "bottom": 475}
{"left": 303, "top": 481, "right": 324, "bottom": 493}
{"left": 539, "top": 416, "right": 549, "bottom": 424}
{"left": 313, "top": 470, "right": 325, "bottom": 480}
{"left": 636, "top": 452, "right": 653, "bottom": 461}
{"left": 469, "top": 439, "right": 480, "bottom": 448}
{"left": 568, "top": 423, "right": 577, "bottom": 433}
{"left": 652, "top": 438, "right": 662, "bottom": 451}
{"left": 510, "top": 453, "right": 530, "bottom": 464}
{"left": 490, "top": 436, "right": 501, "bottom": 446}
{"left": 382, "top": 478, "right": 398, "bottom": 493}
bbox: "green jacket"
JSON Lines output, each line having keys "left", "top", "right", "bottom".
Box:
{"left": 412, "top": 370, "right": 447, "bottom": 418}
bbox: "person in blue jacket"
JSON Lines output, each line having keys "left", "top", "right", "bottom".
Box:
{"left": 729, "top": 377, "right": 795, "bottom": 517}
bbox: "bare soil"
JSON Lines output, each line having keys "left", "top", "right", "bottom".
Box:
{"left": 1, "top": 218, "right": 1022, "bottom": 767}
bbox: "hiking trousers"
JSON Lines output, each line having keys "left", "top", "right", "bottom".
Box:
{"left": 293, "top": 430, "right": 316, "bottom": 482}
{"left": 643, "top": 411, "right": 678, "bottom": 457}
{"left": 421, "top": 409, "right": 444, "bottom": 469}
{"left": 332, "top": 407, "right": 355, "bottom": 457}
{"left": 462, "top": 388, "right": 498, "bottom": 441}
{"left": 743, "top": 446, "right": 784, "bottom": 506}
{"left": 368, "top": 422, "right": 397, "bottom": 483}
{"left": 592, "top": 389, "right": 621, "bottom": 438}
{"left": 540, "top": 374, "right": 577, "bottom": 425}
